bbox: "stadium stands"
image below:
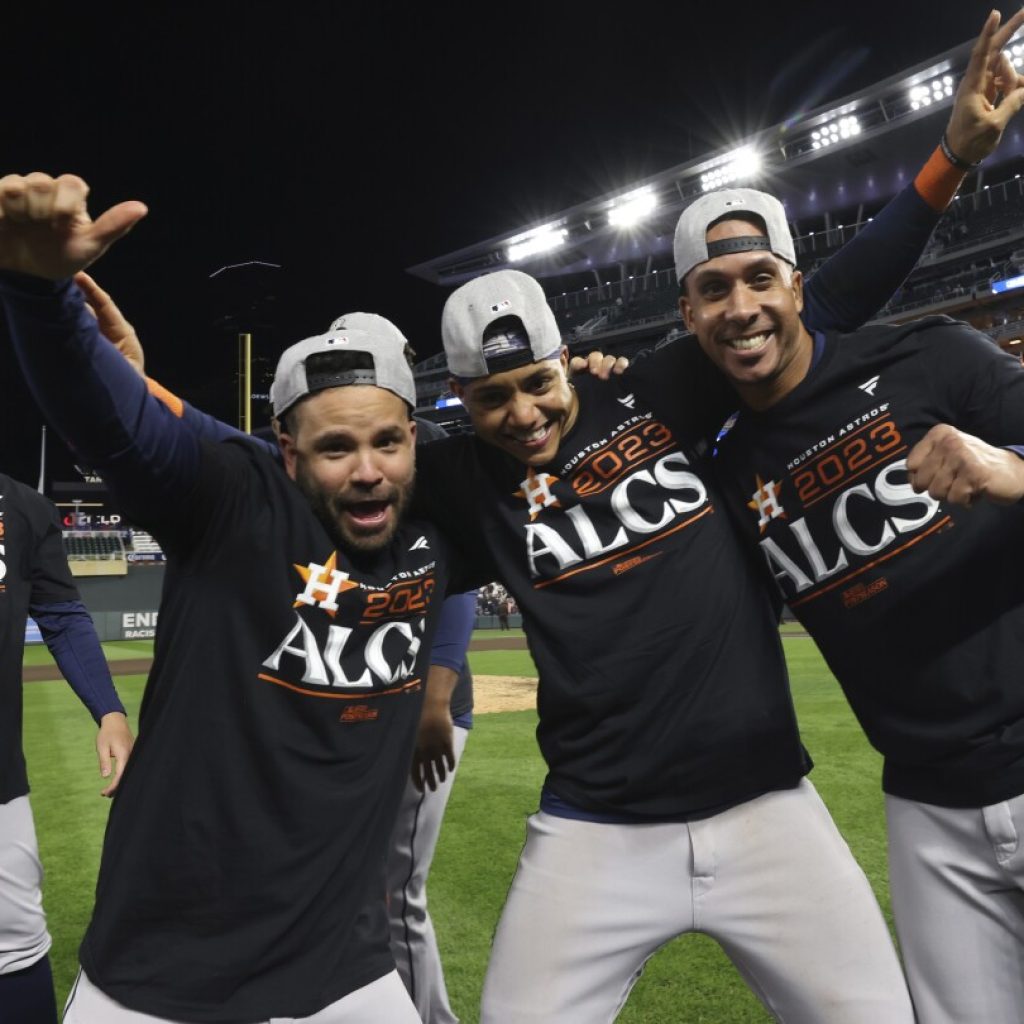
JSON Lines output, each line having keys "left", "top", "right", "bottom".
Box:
{"left": 63, "top": 530, "right": 127, "bottom": 577}
{"left": 413, "top": 163, "right": 1024, "bottom": 423}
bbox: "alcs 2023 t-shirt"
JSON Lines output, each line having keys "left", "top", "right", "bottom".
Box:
{"left": 416, "top": 371, "right": 810, "bottom": 822}
{"left": 711, "top": 318, "right": 1024, "bottom": 808}
{"left": 79, "top": 440, "right": 456, "bottom": 1022}
{"left": 0, "top": 271, "right": 466, "bottom": 1020}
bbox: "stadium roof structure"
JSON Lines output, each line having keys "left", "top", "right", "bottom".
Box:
{"left": 407, "top": 31, "right": 1024, "bottom": 289}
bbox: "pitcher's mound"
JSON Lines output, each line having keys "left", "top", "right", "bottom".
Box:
{"left": 474, "top": 675, "right": 538, "bottom": 714}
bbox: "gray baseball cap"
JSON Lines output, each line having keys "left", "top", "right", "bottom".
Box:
{"left": 271, "top": 314, "right": 416, "bottom": 417}
{"left": 673, "top": 188, "right": 796, "bottom": 284}
{"left": 442, "top": 270, "right": 563, "bottom": 379}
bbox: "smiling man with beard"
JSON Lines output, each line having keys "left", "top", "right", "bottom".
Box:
{"left": 272, "top": 332, "right": 417, "bottom": 554}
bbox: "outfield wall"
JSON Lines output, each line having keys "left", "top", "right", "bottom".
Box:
{"left": 74, "top": 565, "right": 165, "bottom": 641}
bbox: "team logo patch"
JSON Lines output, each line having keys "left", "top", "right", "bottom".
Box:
{"left": 490, "top": 298, "right": 512, "bottom": 313}
{"left": 748, "top": 475, "right": 786, "bottom": 533}
{"left": 293, "top": 552, "right": 359, "bottom": 617}
{"left": 515, "top": 467, "right": 561, "bottom": 520}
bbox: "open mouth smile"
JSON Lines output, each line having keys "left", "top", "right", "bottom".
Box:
{"left": 723, "top": 332, "right": 771, "bottom": 353}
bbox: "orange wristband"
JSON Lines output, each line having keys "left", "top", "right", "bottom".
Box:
{"left": 913, "top": 145, "right": 966, "bottom": 213}
{"left": 145, "top": 376, "right": 184, "bottom": 418}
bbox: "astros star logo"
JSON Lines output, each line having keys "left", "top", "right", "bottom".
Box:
{"left": 514, "top": 467, "right": 561, "bottom": 521}
{"left": 748, "top": 476, "right": 786, "bottom": 534}
{"left": 293, "top": 552, "right": 359, "bottom": 616}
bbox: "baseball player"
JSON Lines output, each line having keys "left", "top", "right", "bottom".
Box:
{"left": 0, "top": 177, "right": 486, "bottom": 1022}
{"left": 678, "top": 197, "right": 1024, "bottom": 1023}
{"left": 0, "top": 474, "right": 133, "bottom": 1024}
{"left": 665, "top": 24, "right": 1024, "bottom": 1023}
{"left": 79, "top": 280, "right": 478, "bottom": 1024}
{"left": 674, "top": 137, "right": 1024, "bottom": 1024}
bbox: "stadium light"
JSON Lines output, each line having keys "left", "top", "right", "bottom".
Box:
{"left": 608, "top": 186, "right": 658, "bottom": 228}
{"left": 1011, "top": 41, "right": 1024, "bottom": 69}
{"left": 811, "top": 115, "right": 862, "bottom": 150}
{"left": 700, "top": 145, "right": 762, "bottom": 192}
{"left": 506, "top": 224, "right": 568, "bottom": 263}
{"left": 909, "top": 74, "right": 954, "bottom": 110}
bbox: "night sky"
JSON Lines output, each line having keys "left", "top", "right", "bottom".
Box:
{"left": 0, "top": 1, "right": 1001, "bottom": 483}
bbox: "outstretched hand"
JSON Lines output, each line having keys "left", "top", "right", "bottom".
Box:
{"left": 0, "top": 173, "right": 147, "bottom": 281}
{"left": 945, "top": 9, "right": 1024, "bottom": 165}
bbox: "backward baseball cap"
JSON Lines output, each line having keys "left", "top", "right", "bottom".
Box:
{"left": 270, "top": 313, "right": 416, "bottom": 417}
{"left": 673, "top": 188, "right": 796, "bottom": 284}
{"left": 442, "top": 269, "right": 563, "bottom": 379}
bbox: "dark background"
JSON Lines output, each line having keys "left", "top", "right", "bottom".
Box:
{"left": 0, "top": 1, "right": 997, "bottom": 483}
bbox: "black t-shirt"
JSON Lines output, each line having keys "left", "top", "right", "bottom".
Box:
{"left": 416, "top": 372, "right": 809, "bottom": 820}
{"left": 712, "top": 318, "right": 1024, "bottom": 807}
{"left": 81, "top": 440, "right": 455, "bottom": 1022}
{"left": 0, "top": 474, "right": 80, "bottom": 804}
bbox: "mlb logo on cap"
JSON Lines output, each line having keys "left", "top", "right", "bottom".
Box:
{"left": 490, "top": 299, "right": 512, "bottom": 313}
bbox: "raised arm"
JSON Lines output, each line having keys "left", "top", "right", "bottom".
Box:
{"left": 804, "top": 8, "right": 1024, "bottom": 331}
{"left": 0, "top": 174, "right": 210, "bottom": 531}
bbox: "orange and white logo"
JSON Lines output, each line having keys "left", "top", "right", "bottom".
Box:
{"left": 748, "top": 475, "right": 786, "bottom": 533}
{"left": 515, "top": 468, "right": 561, "bottom": 521}
{"left": 293, "top": 552, "right": 359, "bottom": 617}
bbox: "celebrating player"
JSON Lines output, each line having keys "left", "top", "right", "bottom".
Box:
{"left": 666, "top": 18, "right": 1024, "bottom": 1023}
{"left": 0, "top": 475, "right": 133, "bottom": 1024}
{"left": 77, "top": 277, "right": 478, "bottom": 1024}
{"left": 0, "top": 184, "right": 482, "bottom": 1021}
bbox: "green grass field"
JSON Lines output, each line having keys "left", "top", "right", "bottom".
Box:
{"left": 23, "top": 632, "right": 885, "bottom": 1022}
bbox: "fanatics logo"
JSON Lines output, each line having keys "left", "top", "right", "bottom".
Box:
{"left": 859, "top": 375, "right": 881, "bottom": 397}
{"left": 748, "top": 475, "right": 786, "bottom": 533}
{"left": 515, "top": 467, "right": 561, "bottom": 521}
{"left": 617, "top": 393, "right": 637, "bottom": 409}
{"left": 409, "top": 536, "right": 430, "bottom": 551}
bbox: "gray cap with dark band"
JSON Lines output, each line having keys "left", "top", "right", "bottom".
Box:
{"left": 442, "top": 269, "right": 563, "bottom": 379}
{"left": 673, "top": 187, "right": 796, "bottom": 284}
{"left": 271, "top": 315, "right": 416, "bottom": 417}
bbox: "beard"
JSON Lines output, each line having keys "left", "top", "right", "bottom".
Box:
{"left": 294, "top": 459, "right": 413, "bottom": 554}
